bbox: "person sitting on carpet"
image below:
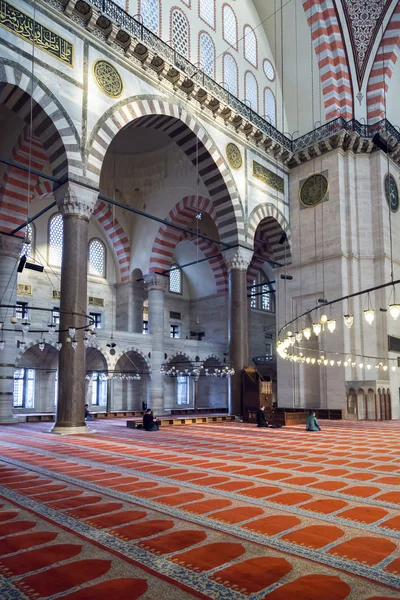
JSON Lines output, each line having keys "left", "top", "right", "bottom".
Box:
{"left": 256, "top": 405, "right": 269, "bottom": 428}
{"left": 306, "top": 410, "right": 321, "bottom": 431}
{"left": 84, "top": 404, "right": 94, "bottom": 421}
{"left": 143, "top": 409, "right": 160, "bottom": 431}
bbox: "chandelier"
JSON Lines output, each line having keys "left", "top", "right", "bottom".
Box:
{"left": 85, "top": 370, "right": 142, "bottom": 381}
{"left": 161, "top": 360, "right": 234, "bottom": 378}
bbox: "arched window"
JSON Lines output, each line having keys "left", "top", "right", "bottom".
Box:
{"left": 263, "top": 59, "right": 275, "bottom": 81}
{"left": 171, "top": 9, "right": 189, "bottom": 58}
{"left": 199, "top": 0, "right": 215, "bottom": 29}
{"left": 245, "top": 71, "right": 258, "bottom": 112}
{"left": 169, "top": 264, "right": 182, "bottom": 294}
{"left": 90, "top": 372, "right": 108, "bottom": 406}
{"left": 20, "top": 223, "right": 34, "bottom": 258}
{"left": 223, "top": 53, "right": 238, "bottom": 96}
{"left": 264, "top": 88, "right": 276, "bottom": 126}
{"left": 199, "top": 32, "right": 215, "bottom": 78}
{"left": 49, "top": 214, "right": 63, "bottom": 267}
{"left": 223, "top": 4, "right": 237, "bottom": 48}
{"left": 140, "top": 0, "right": 160, "bottom": 34}
{"left": 88, "top": 239, "right": 106, "bottom": 277}
{"left": 250, "top": 272, "right": 274, "bottom": 313}
{"left": 244, "top": 25, "right": 257, "bottom": 67}
{"left": 13, "top": 368, "right": 35, "bottom": 408}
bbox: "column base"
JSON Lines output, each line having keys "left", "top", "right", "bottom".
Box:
{"left": 50, "top": 424, "right": 96, "bottom": 435}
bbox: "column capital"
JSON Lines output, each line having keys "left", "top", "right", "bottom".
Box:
{"left": 224, "top": 246, "right": 253, "bottom": 271}
{"left": 144, "top": 272, "right": 168, "bottom": 292}
{"left": 55, "top": 182, "right": 98, "bottom": 219}
{"left": 0, "top": 233, "right": 23, "bottom": 259}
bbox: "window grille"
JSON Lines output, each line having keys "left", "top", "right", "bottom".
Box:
{"left": 170, "top": 324, "right": 180, "bottom": 338}
{"left": 171, "top": 9, "right": 189, "bottom": 58}
{"left": 16, "top": 302, "right": 28, "bottom": 320}
{"left": 199, "top": 32, "right": 215, "bottom": 78}
{"left": 223, "top": 53, "right": 238, "bottom": 96}
{"left": 250, "top": 279, "right": 256, "bottom": 308}
{"left": 169, "top": 265, "right": 182, "bottom": 294}
{"left": 177, "top": 375, "right": 190, "bottom": 404}
{"left": 223, "top": 5, "right": 237, "bottom": 48}
{"left": 21, "top": 223, "right": 34, "bottom": 258}
{"left": 244, "top": 25, "right": 257, "bottom": 67}
{"left": 141, "top": 0, "right": 160, "bottom": 34}
{"left": 262, "top": 283, "right": 271, "bottom": 311}
{"left": 88, "top": 239, "right": 106, "bottom": 277}
{"left": 245, "top": 71, "right": 258, "bottom": 112}
{"left": 13, "top": 368, "right": 35, "bottom": 408}
{"left": 264, "top": 88, "right": 276, "bottom": 126}
{"left": 263, "top": 59, "right": 275, "bottom": 81}
{"left": 199, "top": 0, "right": 214, "bottom": 28}
{"left": 49, "top": 214, "right": 63, "bottom": 267}
{"left": 89, "top": 312, "right": 102, "bottom": 329}
{"left": 52, "top": 307, "right": 60, "bottom": 325}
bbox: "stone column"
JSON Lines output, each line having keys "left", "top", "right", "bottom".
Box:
{"left": 224, "top": 247, "right": 253, "bottom": 416}
{"left": 0, "top": 234, "right": 23, "bottom": 423}
{"left": 51, "top": 183, "right": 97, "bottom": 434}
{"left": 144, "top": 273, "right": 167, "bottom": 415}
{"left": 131, "top": 279, "right": 145, "bottom": 333}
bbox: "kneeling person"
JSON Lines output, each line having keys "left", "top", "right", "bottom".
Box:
{"left": 256, "top": 405, "right": 269, "bottom": 428}
{"left": 143, "top": 409, "right": 159, "bottom": 431}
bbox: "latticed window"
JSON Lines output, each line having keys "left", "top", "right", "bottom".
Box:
{"left": 250, "top": 272, "right": 274, "bottom": 312}
{"left": 262, "top": 283, "right": 271, "bottom": 311}
{"left": 264, "top": 88, "right": 276, "bottom": 126}
{"left": 20, "top": 223, "right": 34, "bottom": 258}
{"left": 171, "top": 9, "right": 189, "bottom": 57}
{"left": 199, "top": 32, "right": 215, "bottom": 78}
{"left": 49, "top": 214, "right": 63, "bottom": 267}
{"left": 169, "top": 264, "right": 182, "bottom": 294}
{"left": 177, "top": 375, "right": 190, "bottom": 404}
{"left": 141, "top": 0, "right": 160, "bottom": 34}
{"left": 250, "top": 279, "right": 256, "bottom": 309}
{"left": 88, "top": 239, "right": 106, "bottom": 277}
{"left": 245, "top": 71, "right": 258, "bottom": 112}
{"left": 199, "top": 0, "right": 214, "bottom": 28}
{"left": 13, "top": 368, "right": 35, "bottom": 408}
{"left": 244, "top": 25, "right": 257, "bottom": 67}
{"left": 263, "top": 59, "right": 275, "bottom": 81}
{"left": 223, "top": 4, "right": 237, "bottom": 48}
{"left": 223, "top": 53, "right": 238, "bottom": 96}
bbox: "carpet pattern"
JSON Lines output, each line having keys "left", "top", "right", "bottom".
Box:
{"left": 0, "top": 420, "right": 399, "bottom": 599}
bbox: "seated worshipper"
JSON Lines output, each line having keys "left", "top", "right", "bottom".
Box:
{"left": 256, "top": 405, "right": 269, "bottom": 428}
{"left": 306, "top": 410, "right": 321, "bottom": 431}
{"left": 84, "top": 404, "right": 94, "bottom": 421}
{"left": 143, "top": 409, "right": 160, "bottom": 431}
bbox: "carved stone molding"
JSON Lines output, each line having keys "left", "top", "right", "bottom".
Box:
{"left": 55, "top": 183, "right": 98, "bottom": 219}
{"left": 224, "top": 247, "right": 253, "bottom": 271}
{"left": 0, "top": 233, "right": 23, "bottom": 259}
{"left": 144, "top": 273, "right": 169, "bottom": 292}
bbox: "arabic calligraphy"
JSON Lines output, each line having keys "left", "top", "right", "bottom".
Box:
{"left": 93, "top": 60, "right": 124, "bottom": 98}
{"left": 0, "top": 1, "right": 73, "bottom": 67}
{"left": 252, "top": 161, "right": 284, "bottom": 194}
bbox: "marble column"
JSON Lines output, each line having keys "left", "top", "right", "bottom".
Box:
{"left": 0, "top": 234, "right": 23, "bottom": 424}
{"left": 144, "top": 273, "right": 167, "bottom": 415}
{"left": 224, "top": 247, "right": 253, "bottom": 416}
{"left": 51, "top": 183, "right": 97, "bottom": 434}
{"left": 131, "top": 279, "right": 145, "bottom": 333}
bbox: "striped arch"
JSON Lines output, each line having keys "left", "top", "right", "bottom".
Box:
{"left": 92, "top": 200, "right": 130, "bottom": 283}
{"left": 180, "top": 230, "right": 228, "bottom": 294}
{"left": 247, "top": 203, "right": 291, "bottom": 265}
{"left": 86, "top": 344, "right": 114, "bottom": 372}
{"left": 367, "top": 4, "right": 400, "bottom": 123}
{"left": 0, "top": 61, "right": 81, "bottom": 180}
{"left": 15, "top": 339, "right": 59, "bottom": 365}
{"left": 86, "top": 97, "right": 243, "bottom": 245}
{"left": 301, "top": 0, "right": 353, "bottom": 121}
{"left": 166, "top": 352, "right": 194, "bottom": 365}
{"left": 247, "top": 251, "right": 272, "bottom": 288}
{"left": 113, "top": 346, "right": 152, "bottom": 374}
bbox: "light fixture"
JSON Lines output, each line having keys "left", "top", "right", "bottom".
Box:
{"left": 359, "top": 362, "right": 364, "bottom": 368}
{"left": 71, "top": 340, "right": 78, "bottom": 350}
{"left": 383, "top": 365, "right": 388, "bottom": 371}
{"left": 389, "top": 304, "right": 400, "bottom": 320}
{"left": 295, "top": 331, "right": 303, "bottom": 342}
{"left": 39, "top": 341, "right": 45, "bottom": 351}
{"left": 19, "top": 340, "right": 26, "bottom": 350}
{"left": 337, "top": 361, "right": 342, "bottom": 367}
{"left": 327, "top": 319, "right": 336, "bottom": 333}
{"left": 343, "top": 314, "right": 354, "bottom": 328}
{"left": 343, "top": 361, "right": 348, "bottom": 367}
{"left": 83, "top": 337, "right": 89, "bottom": 347}
{"left": 303, "top": 327, "right": 311, "bottom": 340}
{"left": 391, "top": 365, "right": 396, "bottom": 372}
{"left": 364, "top": 309, "right": 375, "bottom": 325}
{"left": 312, "top": 322, "right": 321, "bottom": 336}
{"left": 317, "top": 359, "right": 322, "bottom": 365}
{"left": 48, "top": 323, "right": 56, "bottom": 335}
{"left": 366, "top": 364, "right": 371, "bottom": 370}
{"left": 320, "top": 314, "right": 328, "bottom": 325}
{"left": 311, "top": 357, "right": 316, "bottom": 365}
{"left": 10, "top": 316, "right": 17, "bottom": 325}
{"left": 305, "top": 357, "right": 310, "bottom": 364}
{"left": 56, "top": 342, "right": 62, "bottom": 351}
{"left": 68, "top": 327, "right": 76, "bottom": 337}
{"left": 323, "top": 359, "right": 328, "bottom": 366}
{"left": 351, "top": 361, "right": 356, "bottom": 368}
{"left": 21, "top": 321, "right": 30, "bottom": 333}
{"left": 329, "top": 360, "right": 335, "bottom": 366}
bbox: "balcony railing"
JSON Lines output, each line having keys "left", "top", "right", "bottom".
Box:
{"left": 78, "top": 0, "right": 400, "bottom": 155}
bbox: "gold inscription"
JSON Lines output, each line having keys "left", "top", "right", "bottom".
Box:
{"left": 252, "top": 161, "right": 284, "bottom": 194}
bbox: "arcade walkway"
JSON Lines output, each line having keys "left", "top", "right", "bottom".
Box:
{"left": 0, "top": 420, "right": 399, "bottom": 599}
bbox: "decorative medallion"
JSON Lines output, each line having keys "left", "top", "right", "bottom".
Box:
{"left": 0, "top": 1, "right": 73, "bottom": 66}
{"left": 226, "top": 143, "right": 243, "bottom": 170}
{"left": 384, "top": 173, "right": 399, "bottom": 212}
{"left": 252, "top": 161, "right": 284, "bottom": 194}
{"left": 299, "top": 173, "right": 329, "bottom": 208}
{"left": 93, "top": 60, "right": 123, "bottom": 98}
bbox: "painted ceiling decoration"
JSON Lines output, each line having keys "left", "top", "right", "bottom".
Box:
{"left": 340, "top": 0, "right": 393, "bottom": 85}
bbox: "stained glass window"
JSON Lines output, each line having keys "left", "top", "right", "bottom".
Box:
{"left": 223, "top": 53, "right": 238, "bottom": 96}
{"left": 263, "top": 59, "right": 275, "bottom": 81}
{"left": 199, "top": 0, "right": 214, "bottom": 28}
{"left": 88, "top": 239, "right": 106, "bottom": 277}
{"left": 49, "top": 214, "right": 63, "bottom": 267}
{"left": 169, "top": 264, "right": 182, "bottom": 294}
{"left": 199, "top": 32, "right": 215, "bottom": 78}
{"left": 245, "top": 71, "right": 258, "bottom": 112}
{"left": 223, "top": 5, "right": 237, "bottom": 48}
{"left": 20, "top": 223, "right": 34, "bottom": 258}
{"left": 171, "top": 9, "right": 189, "bottom": 57}
{"left": 141, "top": 0, "right": 160, "bottom": 34}
{"left": 264, "top": 88, "right": 276, "bottom": 126}
{"left": 13, "top": 368, "right": 35, "bottom": 408}
{"left": 244, "top": 25, "right": 257, "bottom": 67}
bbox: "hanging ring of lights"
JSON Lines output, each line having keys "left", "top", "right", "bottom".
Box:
{"left": 161, "top": 361, "right": 234, "bottom": 378}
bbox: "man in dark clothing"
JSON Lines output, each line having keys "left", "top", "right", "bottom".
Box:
{"left": 256, "top": 405, "right": 268, "bottom": 428}
{"left": 306, "top": 410, "right": 321, "bottom": 431}
{"left": 143, "top": 409, "right": 159, "bottom": 431}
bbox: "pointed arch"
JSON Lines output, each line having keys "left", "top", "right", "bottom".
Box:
{"left": 113, "top": 346, "right": 152, "bottom": 374}
{"left": 86, "top": 97, "right": 244, "bottom": 245}
{"left": 301, "top": 0, "right": 353, "bottom": 121}
{"left": 247, "top": 203, "right": 291, "bottom": 265}
{"left": 180, "top": 230, "right": 228, "bottom": 294}
{"left": 92, "top": 200, "right": 130, "bottom": 283}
